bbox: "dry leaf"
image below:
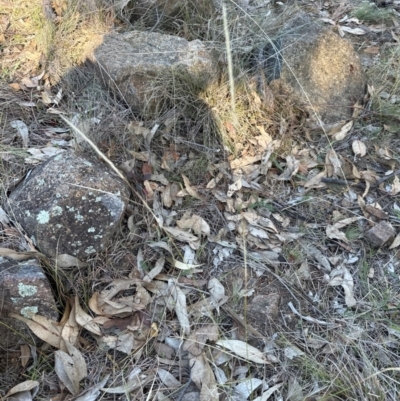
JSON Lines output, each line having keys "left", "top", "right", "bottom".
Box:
{"left": 168, "top": 279, "right": 190, "bottom": 335}
{"left": 144, "top": 255, "right": 165, "bottom": 282}
{"left": 390, "top": 176, "right": 400, "bottom": 195}
{"left": 0, "top": 248, "right": 43, "bottom": 261}
{"left": 74, "top": 296, "right": 102, "bottom": 336}
{"left": 389, "top": 234, "right": 400, "bottom": 249}
{"left": 157, "top": 369, "right": 181, "bottom": 388}
{"left": 190, "top": 354, "right": 219, "bottom": 401}
{"left": 235, "top": 378, "right": 264, "bottom": 399}
{"left": 164, "top": 226, "right": 200, "bottom": 250}
{"left": 73, "top": 375, "right": 110, "bottom": 401}
{"left": 177, "top": 214, "right": 210, "bottom": 237}
{"left": 329, "top": 266, "right": 356, "bottom": 307}
{"left": 253, "top": 383, "right": 283, "bottom": 401}
{"left": 182, "top": 174, "right": 203, "bottom": 200}
{"left": 326, "top": 225, "right": 349, "bottom": 243}
{"left": 216, "top": 340, "right": 271, "bottom": 364}
{"left": 352, "top": 140, "right": 367, "bottom": 157}
{"left": 276, "top": 155, "right": 300, "bottom": 180}
{"left": 227, "top": 179, "right": 242, "bottom": 197}
{"left": 304, "top": 245, "right": 331, "bottom": 272}
{"left": 20, "top": 344, "right": 31, "bottom": 368}
{"left": 10, "top": 313, "right": 62, "bottom": 349}
{"left": 304, "top": 169, "right": 327, "bottom": 189}
{"left": 55, "top": 342, "right": 87, "bottom": 396}
{"left": 10, "top": 120, "right": 29, "bottom": 148}
{"left": 326, "top": 149, "right": 342, "bottom": 178}
{"left": 183, "top": 324, "right": 219, "bottom": 356}
{"left": 4, "top": 380, "right": 39, "bottom": 399}
{"left": 101, "top": 368, "right": 154, "bottom": 393}
{"left": 55, "top": 254, "right": 87, "bottom": 268}
{"left": 333, "top": 120, "right": 353, "bottom": 141}
{"left": 340, "top": 26, "right": 367, "bottom": 35}
{"left": 173, "top": 259, "right": 203, "bottom": 270}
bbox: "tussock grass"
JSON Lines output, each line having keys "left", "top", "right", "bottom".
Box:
{"left": 1, "top": 0, "right": 400, "bottom": 399}
{"left": 351, "top": 1, "right": 394, "bottom": 24}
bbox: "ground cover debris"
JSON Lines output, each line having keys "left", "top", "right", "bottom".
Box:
{"left": 1, "top": 0, "right": 400, "bottom": 400}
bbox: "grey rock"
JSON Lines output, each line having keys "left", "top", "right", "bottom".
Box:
{"left": 364, "top": 221, "right": 396, "bottom": 248}
{"left": 6, "top": 151, "right": 130, "bottom": 259}
{"left": 0, "top": 257, "right": 58, "bottom": 348}
{"left": 246, "top": 289, "right": 281, "bottom": 337}
{"left": 90, "top": 31, "right": 216, "bottom": 112}
{"left": 256, "top": 14, "right": 366, "bottom": 124}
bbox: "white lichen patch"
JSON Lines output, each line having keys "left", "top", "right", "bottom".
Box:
{"left": 18, "top": 283, "right": 37, "bottom": 297}
{"left": 56, "top": 224, "right": 62, "bottom": 229}
{"left": 37, "top": 178, "right": 45, "bottom": 186}
{"left": 83, "top": 160, "right": 93, "bottom": 166}
{"left": 56, "top": 193, "right": 61, "bottom": 198}
{"left": 88, "top": 227, "right": 95, "bottom": 232}
{"left": 66, "top": 206, "right": 75, "bottom": 212}
{"left": 37, "top": 210, "right": 50, "bottom": 224}
{"left": 25, "top": 210, "right": 31, "bottom": 217}
{"left": 21, "top": 306, "right": 38, "bottom": 318}
{"left": 51, "top": 206, "right": 63, "bottom": 216}
{"left": 85, "top": 246, "right": 96, "bottom": 254}
{"left": 75, "top": 213, "right": 84, "bottom": 221}
{"left": 82, "top": 196, "right": 87, "bottom": 200}
{"left": 96, "top": 196, "right": 102, "bottom": 202}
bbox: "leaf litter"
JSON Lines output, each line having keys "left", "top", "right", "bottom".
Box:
{"left": 2, "top": 1, "right": 400, "bottom": 399}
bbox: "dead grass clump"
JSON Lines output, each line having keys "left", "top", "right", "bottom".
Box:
{"left": 123, "top": 0, "right": 218, "bottom": 41}
{"left": 367, "top": 44, "right": 400, "bottom": 126}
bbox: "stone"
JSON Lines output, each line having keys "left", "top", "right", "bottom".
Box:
{"left": 0, "top": 257, "right": 58, "bottom": 348}
{"left": 6, "top": 151, "right": 130, "bottom": 259}
{"left": 255, "top": 14, "right": 366, "bottom": 124}
{"left": 246, "top": 288, "right": 281, "bottom": 337}
{"left": 90, "top": 31, "right": 216, "bottom": 112}
{"left": 364, "top": 221, "right": 396, "bottom": 248}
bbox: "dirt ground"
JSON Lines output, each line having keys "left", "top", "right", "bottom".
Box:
{"left": 1, "top": 1, "right": 400, "bottom": 400}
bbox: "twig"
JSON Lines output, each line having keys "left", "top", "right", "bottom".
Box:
{"left": 222, "top": 305, "right": 267, "bottom": 339}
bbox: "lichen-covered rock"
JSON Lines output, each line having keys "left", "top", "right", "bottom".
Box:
{"left": 90, "top": 31, "right": 216, "bottom": 112}
{"left": 364, "top": 221, "right": 396, "bottom": 248}
{"left": 0, "top": 257, "right": 58, "bottom": 348}
{"left": 6, "top": 151, "right": 130, "bottom": 259}
{"left": 255, "top": 14, "right": 366, "bottom": 124}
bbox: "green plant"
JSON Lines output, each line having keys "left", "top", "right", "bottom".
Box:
{"left": 351, "top": 2, "right": 393, "bottom": 24}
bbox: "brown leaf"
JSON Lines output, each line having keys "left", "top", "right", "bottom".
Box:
{"left": 182, "top": 174, "right": 203, "bottom": 200}
{"left": 20, "top": 344, "right": 31, "bottom": 368}
{"left": 54, "top": 342, "right": 87, "bottom": 396}
{"left": 4, "top": 380, "right": 39, "bottom": 399}
{"left": 365, "top": 205, "right": 389, "bottom": 220}
{"left": 183, "top": 324, "right": 219, "bottom": 356}
{"left": 10, "top": 313, "right": 62, "bottom": 349}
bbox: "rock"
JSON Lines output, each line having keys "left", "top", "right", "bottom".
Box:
{"left": 0, "top": 257, "right": 58, "bottom": 348}
{"left": 90, "top": 31, "right": 216, "bottom": 112}
{"left": 246, "top": 288, "right": 281, "bottom": 336}
{"left": 364, "top": 221, "right": 396, "bottom": 248}
{"left": 255, "top": 14, "right": 366, "bottom": 124}
{"left": 6, "top": 151, "right": 130, "bottom": 259}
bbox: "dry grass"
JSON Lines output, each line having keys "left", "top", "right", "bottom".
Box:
{"left": 1, "top": 0, "right": 400, "bottom": 399}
